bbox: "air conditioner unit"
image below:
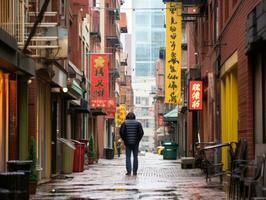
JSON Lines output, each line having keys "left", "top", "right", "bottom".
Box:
{"left": 40, "top": 27, "right": 68, "bottom": 59}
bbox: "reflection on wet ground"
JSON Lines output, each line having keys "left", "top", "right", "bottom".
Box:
{"left": 31, "top": 153, "right": 227, "bottom": 200}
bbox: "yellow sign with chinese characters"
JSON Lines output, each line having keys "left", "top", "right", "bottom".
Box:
{"left": 115, "top": 104, "right": 126, "bottom": 127}
{"left": 165, "top": 2, "right": 182, "bottom": 104}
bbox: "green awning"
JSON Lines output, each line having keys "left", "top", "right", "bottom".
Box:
{"left": 163, "top": 107, "right": 178, "bottom": 122}
{"left": 69, "top": 80, "right": 83, "bottom": 97}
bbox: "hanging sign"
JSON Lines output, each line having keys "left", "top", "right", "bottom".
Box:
{"left": 115, "top": 104, "right": 126, "bottom": 127}
{"left": 188, "top": 80, "right": 203, "bottom": 110}
{"left": 165, "top": 2, "right": 182, "bottom": 104}
{"left": 90, "top": 54, "right": 109, "bottom": 107}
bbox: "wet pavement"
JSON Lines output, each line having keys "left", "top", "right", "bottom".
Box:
{"left": 31, "top": 153, "right": 227, "bottom": 200}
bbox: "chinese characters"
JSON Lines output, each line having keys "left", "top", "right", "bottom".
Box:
{"left": 189, "top": 81, "right": 203, "bottom": 110}
{"left": 165, "top": 2, "right": 182, "bottom": 104}
{"left": 90, "top": 54, "right": 109, "bottom": 107}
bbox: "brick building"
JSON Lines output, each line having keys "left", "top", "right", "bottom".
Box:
{"left": 186, "top": 0, "right": 264, "bottom": 168}
{"left": 0, "top": 0, "right": 127, "bottom": 183}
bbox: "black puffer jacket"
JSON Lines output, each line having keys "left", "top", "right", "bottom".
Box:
{"left": 120, "top": 112, "right": 144, "bottom": 146}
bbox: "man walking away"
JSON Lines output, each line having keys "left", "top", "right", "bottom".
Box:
{"left": 120, "top": 112, "right": 144, "bottom": 176}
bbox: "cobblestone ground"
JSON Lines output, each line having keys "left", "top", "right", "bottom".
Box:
{"left": 31, "top": 153, "right": 227, "bottom": 200}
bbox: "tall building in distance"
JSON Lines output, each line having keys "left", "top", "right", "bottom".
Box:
{"left": 131, "top": 0, "right": 165, "bottom": 151}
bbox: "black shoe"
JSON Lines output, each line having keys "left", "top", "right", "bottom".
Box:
{"left": 125, "top": 172, "right": 131, "bottom": 176}
{"left": 133, "top": 172, "right": 137, "bottom": 176}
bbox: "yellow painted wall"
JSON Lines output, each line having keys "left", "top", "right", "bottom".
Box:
{"left": 220, "top": 52, "right": 238, "bottom": 170}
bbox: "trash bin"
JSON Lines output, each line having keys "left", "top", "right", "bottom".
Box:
{"left": 72, "top": 140, "right": 86, "bottom": 172}
{"left": 163, "top": 142, "right": 178, "bottom": 160}
{"left": 59, "top": 138, "right": 75, "bottom": 174}
{"left": 104, "top": 148, "right": 114, "bottom": 159}
{"left": 79, "top": 139, "right": 88, "bottom": 165}
{"left": 0, "top": 172, "right": 28, "bottom": 200}
{"left": 7, "top": 160, "right": 32, "bottom": 180}
{"left": 6, "top": 160, "right": 32, "bottom": 199}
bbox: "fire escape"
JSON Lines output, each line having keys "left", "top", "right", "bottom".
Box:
{"left": 106, "top": 0, "right": 121, "bottom": 100}
{"left": 19, "top": 0, "right": 67, "bottom": 60}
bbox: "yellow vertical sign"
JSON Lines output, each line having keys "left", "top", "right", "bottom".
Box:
{"left": 115, "top": 104, "right": 126, "bottom": 127}
{"left": 165, "top": 2, "right": 182, "bottom": 104}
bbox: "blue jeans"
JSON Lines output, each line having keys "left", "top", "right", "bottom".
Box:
{"left": 125, "top": 145, "right": 139, "bottom": 173}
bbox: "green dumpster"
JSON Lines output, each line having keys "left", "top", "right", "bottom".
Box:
{"left": 59, "top": 138, "right": 75, "bottom": 174}
{"left": 163, "top": 142, "right": 178, "bottom": 160}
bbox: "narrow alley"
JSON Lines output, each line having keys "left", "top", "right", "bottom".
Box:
{"left": 31, "top": 153, "right": 226, "bottom": 200}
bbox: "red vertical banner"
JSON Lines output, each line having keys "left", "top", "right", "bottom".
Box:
{"left": 188, "top": 80, "right": 203, "bottom": 110}
{"left": 90, "top": 54, "right": 109, "bottom": 107}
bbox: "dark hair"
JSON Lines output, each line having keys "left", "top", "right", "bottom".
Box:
{"left": 126, "top": 112, "right": 136, "bottom": 120}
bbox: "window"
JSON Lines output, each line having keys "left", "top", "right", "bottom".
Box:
{"left": 254, "top": 50, "right": 266, "bottom": 144}
{"left": 141, "top": 107, "right": 149, "bottom": 116}
{"left": 93, "top": 0, "right": 100, "bottom": 7}
{"left": 136, "top": 45, "right": 150, "bottom": 61}
{"left": 141, "top": 119, "right": 155, "bottom": 128}
{"left": 60, "top": 0, "right": 65, "bottom": 18}
{"left": 140, "top": 119, "right": 150, "bottom": 128}
{"left": 151, "top": 31, "right": 165, "bottom": 44}
{"left": 214, "top": 1, "right": 219, "bottom": 42}
{"left": 136, "top": 31, "right": 149, "bottom": 42}
{"left": 209, "top": 2, "right": 213, "bottom": 43}
{"left": 141, "top": 97, "right": 149, "bottom": 105}
{"left": 136, "top": 96, "right": 141, "bottom": 104}
{"left": 135, "top": 63, "right": 152, "bottom": 76}
{"left": 135, "top": 14, "right": 149, "bottom": 26}
{"left": 182, "top": 23, "right": 187, "bottom": 44}
{"left": 151, "top": 13, "right": 165, "bottom": 28}
{"left": 149, "top": 119, "right": 154, "bottom": 128}
{"left": 151, "top": 46, "right": 160, "bottom": 61}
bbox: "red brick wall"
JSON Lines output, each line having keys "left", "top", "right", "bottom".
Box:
{"left": 187, "top": 2, "right": 217, "bottom": 149}
{"left": 219, "top": 0, "right": 260, "bottom": 160}
{"left": 69, "top": 0, "right": 83, "bottom": 70}
{"left": 190, "top": 0, "right": 260, "bottom": 160}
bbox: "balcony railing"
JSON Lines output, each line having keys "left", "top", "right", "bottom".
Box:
{"left": 0, "top": 0, "right": 25, "bottom": 44}
{"left": 0, "top": 0, "right": 63, "bottom": 58}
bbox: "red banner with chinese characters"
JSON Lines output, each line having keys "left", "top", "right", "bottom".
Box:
{"left": 90, "top": 54, "right": 109, "bottom": 107}
{"left": 188, "top": 80, "right": 203, "bottom": 110}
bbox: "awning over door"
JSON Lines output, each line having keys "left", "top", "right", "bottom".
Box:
{"left": 163, "top": 107, "right": 178, "bottom": 122}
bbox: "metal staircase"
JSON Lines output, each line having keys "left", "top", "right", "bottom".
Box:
{"left": 20, "top": 0, "right": 61, "bottom": 58}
